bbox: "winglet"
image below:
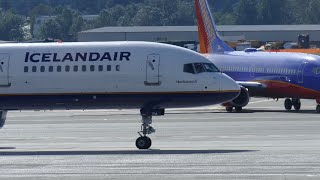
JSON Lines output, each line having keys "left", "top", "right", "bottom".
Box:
{"left": 195, "top": 0, "right": 234, "bottom": 54}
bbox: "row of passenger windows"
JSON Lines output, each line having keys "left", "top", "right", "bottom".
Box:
{"left": 220, "top": 66, "right": 297, "bottom": 75}
{"left": 24, "top": 65, "right": 120, "bottom": 73}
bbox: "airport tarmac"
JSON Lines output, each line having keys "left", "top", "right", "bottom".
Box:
{"left": 0, "top": 98, "right": 320, "bottom": 179}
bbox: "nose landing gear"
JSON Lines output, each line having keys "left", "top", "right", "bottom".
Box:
{"left": 135, "top": 108, "right": 164, "bottom": 149}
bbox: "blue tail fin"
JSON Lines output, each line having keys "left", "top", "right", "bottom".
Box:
{"left": 195, "top": 0, "right": 234, "bottom": 54}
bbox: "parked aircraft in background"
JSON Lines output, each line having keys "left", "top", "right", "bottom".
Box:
{"left": 195, "top": 0, "right": 320, "bottom": 113}
{"left": 0, "top": 41, "right": 240, "bottom": 149}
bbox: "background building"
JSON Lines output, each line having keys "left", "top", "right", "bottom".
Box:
{"left": 33, "top": 15, "right": 99, "bottom": 36}
{"left": 78, "top": 25, "right": 320, "bottom": 48}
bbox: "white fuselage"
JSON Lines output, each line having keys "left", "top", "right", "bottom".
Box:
{"left": 0, "top": 41, "right": 239, "bottom": 110}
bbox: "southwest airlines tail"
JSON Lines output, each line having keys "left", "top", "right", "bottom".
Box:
{"left": 195, "top": 0, "right": 234, "bottom": 54}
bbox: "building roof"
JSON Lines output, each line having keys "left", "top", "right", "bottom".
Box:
{"left": 36, "top": 15, "right": 99, "bottom": 21}
{"left": 81, "top": 26, "right": 197, "bottom": 33}
{"left": 219, "top": 25, "right": 320, "bottom": 32}
{"left": 81, "top": 25, "right": 320, "bottom": 33}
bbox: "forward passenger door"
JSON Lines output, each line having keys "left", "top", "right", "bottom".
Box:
{"left": 145, "top": 54, "right": 161, "bottom": 86}
{"left": 0, "top": 54, "right": 10, "bottom": 87}
{"left": 297, "top": 62, "right": 307, "bottom": 84}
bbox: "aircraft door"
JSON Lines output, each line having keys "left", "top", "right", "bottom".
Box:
{"left": 0, "top": 54, "right": 10, "bottom": 87}
{"left": 145, "top": 54, "right": 161, "bottom": 86}
{"left": 250, "top": 65, "right": 255, "bottom": 78}
{"left": 297, "top": 62, "right": 307, "bottom": 84}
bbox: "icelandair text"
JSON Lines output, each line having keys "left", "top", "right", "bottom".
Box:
{"left": 25, "top": 52, "right": 131, "bottom": 63}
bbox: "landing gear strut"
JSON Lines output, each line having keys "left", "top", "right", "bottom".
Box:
{"left": 135, "top": 108, "right": 164, "bottom": 149}
{"left": 285, "top": 98, "right": 301, "bottom": 111}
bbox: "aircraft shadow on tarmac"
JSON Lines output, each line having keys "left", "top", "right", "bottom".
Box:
{"left": 71, "top": 108, "right": 318, "bottom": 117}
{"left": 0, "top": 149, "right": 258, "bottom": 156}
{"left": 0, "top": 147, "right": 16, "bottom": 150}
{"left": 238, "top": 109, "right": 317, "bottom": 114}
{"left": 170, "top": 109, "right": 318, "bottom": 114}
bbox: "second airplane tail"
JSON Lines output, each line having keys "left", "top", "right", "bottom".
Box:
{"left": 195, "top": 0, "right": 234, "bottom": 54}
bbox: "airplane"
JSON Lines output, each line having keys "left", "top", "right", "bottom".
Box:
{"left": 0, "top": 41, "right": 240, "bottom": 149}
{"left": 195, "top": 0, "right": 320, "bottom": 113}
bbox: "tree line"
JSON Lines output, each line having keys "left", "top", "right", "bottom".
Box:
{"left": 0, "top": 0, "right": 319, "bottom": 41}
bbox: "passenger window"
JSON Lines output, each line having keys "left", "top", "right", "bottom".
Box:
{"left": 65, "top": 65, "right": 70, "bottom": 72}
{"left": 73, "top": 65, "right": 78, "bottom": 72}
{"left": 90, "top": 65, "right": 95, "bottom": 72}
{"left": 98, "top": 65, "right": 103, "bottom": 71}
{"left": 32, "top": 66, "right": 37, "bottom": 72}
{"left": 107, "top": 65, "right": 111, "bottom": 71}
{"left": 49, "top": 66, "right": 53, "bottom": 72}
{"left": 194, "top": 63, "right": 206, "bottom": 74}
{"left": 57, "top": 66, "right": 62, "bottom": 72}
{"left": 40, "top": 66, "right": 45, "bottom": 72}
{"left": 183, "top": 64, "right": 195, "bottom": 74}
{"left": 24, "top": 66, "right": 28, "bottom": 72}
{"left": 82, "top": 65, "right": 86, "bottom": 72}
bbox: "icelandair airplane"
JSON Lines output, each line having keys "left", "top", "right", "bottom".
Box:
{"left": 0, "top": 41, "right": 240, "bottom": 149}
{"left": 195, "top": 0, "right": 320, "bottom": 113}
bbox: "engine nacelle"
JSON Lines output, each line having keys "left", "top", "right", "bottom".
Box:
{"left": 0, "top": 110, "right": 7, "bottom": 129}
{"left": 223, "top": 87, "right": 250, "bottom": 108}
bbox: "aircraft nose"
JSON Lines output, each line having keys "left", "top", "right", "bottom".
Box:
{"left": 220, "top": 73, "right": 240, "bottom": 93}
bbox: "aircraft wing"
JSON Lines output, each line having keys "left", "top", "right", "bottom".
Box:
{"left": 236, "top": 81, "right": 266, "bottom": 90}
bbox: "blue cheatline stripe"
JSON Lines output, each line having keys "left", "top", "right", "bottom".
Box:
{"left": 0, "top": 91, "right": 240, "bottom": 110}
{"left": 0, "top": 90, "right": 240, "bottom": 96}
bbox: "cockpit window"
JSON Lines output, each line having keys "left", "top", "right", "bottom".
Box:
{"left": 203, "top": 63, "right": 220, "bottom": 72}
{"left": 194, "top": 63, "right": 206, "bottom": 74}
{"left": 184, "top": 63, "right": 220, "bottom": 74}
{"left": 183, "top": 64, "right": 195, "bottom": 74}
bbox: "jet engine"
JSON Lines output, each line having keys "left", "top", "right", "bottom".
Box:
{"left": 222, "top": 86, "right": 250, "bottom": 111}
{"left": 0, "top": 111, "right": 7, "bottom": 128}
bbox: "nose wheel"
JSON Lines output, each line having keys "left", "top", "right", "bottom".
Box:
{"left": 136, "top": 136, "right": 152, "bottom": 149}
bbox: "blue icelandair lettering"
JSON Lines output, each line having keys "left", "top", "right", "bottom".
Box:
{"left": 75, "top": 53, "right": 87, "bottom": 61}
{"left": 53, "top": 53, "right": 61, "bottom": 62}
{"left": 113, "top": 52, "right": 118, "bottom": 61}
{"left": 24, "top": 52, "right": 132, "bottom": 63}
{"left": 30, "top": 53, "right": 41, "bottom": 62}
{"left": 62, "top": 53, "right": 74, "bottom": 62}
{"left": 100, "top": 52, "right": 112, "bottom": 61}
{"left": 120, "top": 52, "right": 131, "bottom": 61}
{"left": 42, "top": 53, "right": 51, "bottom": 62}
{"left": 89, "top": 53, "right": 100, "bottom": 61}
